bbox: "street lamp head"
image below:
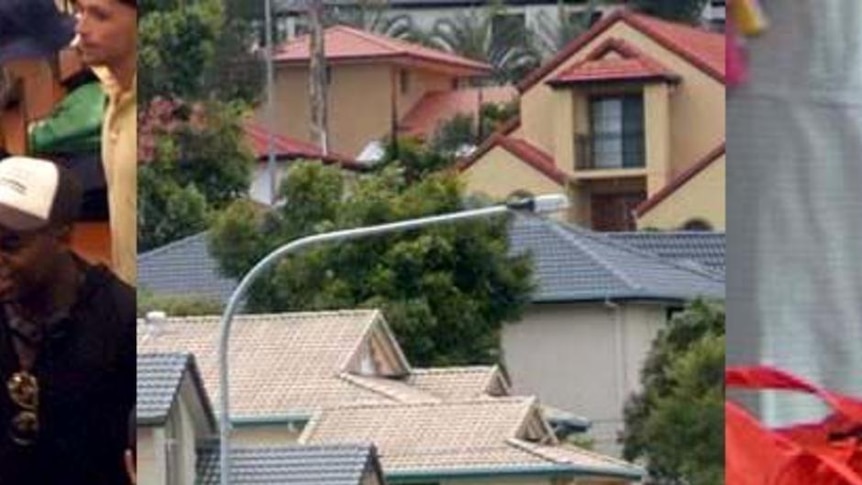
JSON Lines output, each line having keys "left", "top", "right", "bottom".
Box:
{"left": 505, "top": 194, "right": 570, "bottom": 215}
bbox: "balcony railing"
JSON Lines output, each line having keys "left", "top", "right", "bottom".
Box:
{"left": 575, "top": 133, "right": 646, "bottom": 171}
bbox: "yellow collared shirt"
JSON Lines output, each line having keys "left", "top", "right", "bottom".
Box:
{"left": 98, "top": 68, "right": 137, "bottom": 285}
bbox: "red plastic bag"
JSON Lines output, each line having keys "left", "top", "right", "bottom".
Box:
{"left": 726, "top": 366, "right": 862, "bottom": 484}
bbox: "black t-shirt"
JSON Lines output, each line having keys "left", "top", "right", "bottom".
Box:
{"left": 0, "top": 258, "right": 135, "bottom": 484}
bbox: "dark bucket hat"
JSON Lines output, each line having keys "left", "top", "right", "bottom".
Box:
{"left": 0, "top": 0, "right": 76, "bottom": 64}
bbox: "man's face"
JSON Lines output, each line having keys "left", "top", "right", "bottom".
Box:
{"left": 73, "top": 0, "right": 136, "bottom": 69}
{"left": 0, "top": 226, "right": 63, "bottom": 303}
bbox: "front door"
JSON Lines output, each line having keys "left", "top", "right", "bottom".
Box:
{"left": 590, "top": 192, "right": 646, "bottom": 231}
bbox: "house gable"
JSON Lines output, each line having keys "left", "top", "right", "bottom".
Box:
{"left": 635, "top": 143, "right": 726, "bottom": 230}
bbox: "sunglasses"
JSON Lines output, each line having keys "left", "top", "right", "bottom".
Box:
{"left": 7, "top": 371, "right": 38, "bottom": 446}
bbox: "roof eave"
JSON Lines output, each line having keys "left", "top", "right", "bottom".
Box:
{"left": 546, "top": 73, "right": 681, "bottom": 88}
{"left": 531, "top": 293, "right": 724, "bottom": 304}
{"left": 387, "top": 463, "right": 644, "bottom": 482}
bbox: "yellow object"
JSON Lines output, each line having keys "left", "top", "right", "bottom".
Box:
{"left": 98, "top": 67, "right": 137, "bottom": 286}
{"left": 731, "top": 0, "right": 768, "bottom": 36}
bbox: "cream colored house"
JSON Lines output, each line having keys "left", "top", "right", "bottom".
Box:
{"left": 505, "top": 215, "right": 724, "bottom": 455}
{"left": 461, "top": 10, "right": 725, "bottom": 231}
{"left": 267, "top": 25, "right": 492, "bottom": 158}
{"left": 137, "top": 310, "right": 645, "bottom": 484}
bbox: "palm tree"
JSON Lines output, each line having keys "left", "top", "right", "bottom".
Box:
{"left": 427, "top": 2, "right": 541, "bottom": 84}
{"left": 534, "top": 0, "right": 605, "bottom": 58}
{"left": 324, "top": 0, "right": 421, "bottom": 42}
{"left": 629, "top": 0, "right": 710, "bottom": 25}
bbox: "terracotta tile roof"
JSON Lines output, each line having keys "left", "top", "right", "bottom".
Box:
{"left": 408, "top": 366, "right": 509, "bottom": 400}
{"left": 274, "top": 25, "right": 491, "bottom": 77}
{"left": 547, "top": 37, "right": 681, "bottom": 86}
{"left": 399, "top": 86, "right": 518, "bottom": 139}
{"left": 635, "top": 142, "right": 725, "bottom": 217}
{"left": 301, "top": 398, "right": 643, "bottom": 479}
{"left": 519, "top": 9, "right": 725, "bottom": 92}
{"left": 243, "top": 120, "right": 365, "bottom": 171}
{"left": 136, "top": 310, "right": 413, "bottom": 418}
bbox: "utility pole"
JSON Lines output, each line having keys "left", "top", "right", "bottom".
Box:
{"left": 308, "top": 0, "right": 329, "bottom": 155}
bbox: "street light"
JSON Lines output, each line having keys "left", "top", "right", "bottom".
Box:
{"left": 217, "top": 194, "right": 569, "bottom": 485}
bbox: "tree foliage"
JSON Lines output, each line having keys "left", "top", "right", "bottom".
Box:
{"left": 209, "top": 158, "right": 533, "bottom": 366}
{"left": 533, "top": 0, "right": 604, "bottom": 57}
{"left": 138, "top": 1, "right": 259, "bottom": 251}
{"left": 138, "top": 98, "right": 254, "bottom": 251}
{"left": 427, "top": 3, "right": 541, "bottom": 84}
{"left": 621, "top": 299, "right": 725, "bottom": 484}
{"left": 139, "top": 0, "right": 264, "bottom": 105}
{"left": 629, "top": 0, "right": 710, "bottom": 25}
{"left": 324, "top": 0, "right": 421, "bottom": 41}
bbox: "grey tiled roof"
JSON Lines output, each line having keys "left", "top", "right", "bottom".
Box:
{"left": 137, "top": 353, "right": 207, "bottom": 425}
{"left": 138, "top": 232, "right": 235, "bottom": 303}
{"left": 139, "top": 218, "right": 725, "bottom": 307}
{"left": 606, "top": 231, "right": 725, "bottom": 274}
{"left": 509, "top": 216, "right": 724, "bottom": 303}
{"left": 196, "top": 443, "right": 382, "bottom": 485}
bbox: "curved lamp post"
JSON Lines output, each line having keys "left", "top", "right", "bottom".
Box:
{"left": 218, "top": 194, "right": 569, "bottom": 485}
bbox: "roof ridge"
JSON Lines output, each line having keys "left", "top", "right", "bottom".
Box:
{"left": 555, "top": 220, "right": 725, "bottom": 282}
{"left": 560, "top": 222, "right": 724, "bottom": 282}
{"left": 337, "top": 372, "right": 440, "bottom": 404}
{"left": 158, "top": 309, "right": 380, "bottom": 323}
{"left": 411, "top": 365, "right": 496, "bottom": 374}
{"left": 318, "top": 395, "right": 534, "bottom": 412}
{"left": 138, "top": 230, "right": 209, "bottom": 262}
{"left": 544, "top": 222, "right": 643, "bottom": 292}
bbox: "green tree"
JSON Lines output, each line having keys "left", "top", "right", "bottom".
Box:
{"left": 138, "top": 99, "right": 254, "bottom": 251}
{"left": 324, "top": 0, "right": 420, "bottom": 41}
{"left": 630, "top": 0, "right": 709, "bottom": 25}
{"left": 137, "top": 289, "right": 224, "bottom": 317}
{"left": 209, "top": 160, "right": 533, "bottom": 366}
{"left": 621, "top": 299, "right": 725, "bottom": 484}
{"left": 428, "top": 3, "right": 541, "bottom": 84}
{"left": 534, "top": 0, "right": 604, "bottom": 57}
{"left": 139, "top": 0, "right": 264, "bottom": 104}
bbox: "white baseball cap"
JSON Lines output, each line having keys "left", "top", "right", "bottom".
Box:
{"left": 0, "top": 156, "right": 81, "bottom": 231}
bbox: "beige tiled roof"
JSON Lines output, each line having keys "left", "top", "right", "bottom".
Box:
{"left": 300, "top": 397, "right": 642, "bottom": 479}
{"left": 301, "top": 397, "right": 539, "bottom": 469}
{"left": 338, "top": 373, "right": 440, "bottom": 405}
{"left": 136, "top": 310, "right": 410, "bottom": 418}
{"left": 408, "top": 366, "right": 507, "bottom": 400}
{"left": 509, "top": 439, "right": 643, "bottom": 475}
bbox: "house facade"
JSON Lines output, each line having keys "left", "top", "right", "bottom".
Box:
{"left": 265, "top": 26, "right": 492, "bottom": 158}
{"left": 504, "top": 215, "right": 724, "bottom": 454}
{"left": 461, "top": 10, "right": 725, "bottom": 231}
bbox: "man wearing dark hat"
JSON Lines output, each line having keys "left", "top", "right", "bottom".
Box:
{"left": 0, "top": 0, "right": 76, "bottom": 65}
{"left": 0, "top": 156, "right": 134, "bottom": 484}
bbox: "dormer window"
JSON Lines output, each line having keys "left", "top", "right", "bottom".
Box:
{"left": 589, "top": 94, "right": 645, "bottom": 169}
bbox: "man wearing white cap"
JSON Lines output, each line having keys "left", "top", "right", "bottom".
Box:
{"left": 0, "top": 156, "right": 134, "bottom": 484}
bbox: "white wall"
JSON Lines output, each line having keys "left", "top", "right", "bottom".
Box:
{"left": 501, "top": 302, "right": 667, "bottom": 456}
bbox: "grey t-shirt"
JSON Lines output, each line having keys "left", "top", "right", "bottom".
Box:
{"left": 727, "top": 0, "right": 862, "bottom": 424}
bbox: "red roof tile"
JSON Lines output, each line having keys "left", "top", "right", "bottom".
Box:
{"left": 635, "top": 142, "right": 725, "bottom": 217}
{"left": 459, "top": 122, "right": 567, "bottom": 186}
{"left": 519, "top": 9, "right": 725, "bottom": 92}
{"left": 547, "top": 37, "right": 680, "bottom": 86}
{"left": 243, "top": 120, "right": 365, "bottom": 171}
{"left": 274, "top": 25, "right": 492, "bottom": 77}
{"left": 399, "top": 86, "right": 518, "bottom": 139}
